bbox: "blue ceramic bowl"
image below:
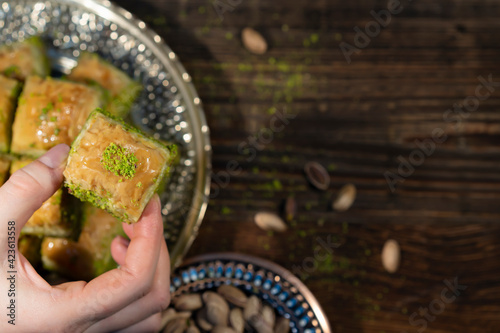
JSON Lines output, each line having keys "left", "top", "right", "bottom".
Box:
{"left": 167, "top": 252, "right": 331, "bottom": 333}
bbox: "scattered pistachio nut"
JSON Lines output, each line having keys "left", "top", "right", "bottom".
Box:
{"left": 254, "top": 212, "right": 287, "bottom": 232}
{"left": 304, "top": 162, "right": 330, "bottom": 191}
{"left": 381, "top": 239, "right": 401, "bottom": 273}
{"left": 284, "top": 196, "right": 297, "bottom": 221}
{"left": 332, "top": 183, "right": 357, "bottom": 212}
{"left": 241, "top": 27, "right": 267, "bottom": 55}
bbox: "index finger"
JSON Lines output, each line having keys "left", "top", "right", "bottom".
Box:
{"left": 76, "top": 195, "right": 164, "bottom": 322}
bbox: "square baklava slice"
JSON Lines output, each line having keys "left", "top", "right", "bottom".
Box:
{"left": 0, "top": 37, "right": 49, "bottom": 81}
{"left": 0, "top": 75, "right": 21, "bottom": 152}
{"left": 0, "top": 155, "right": 10, "bottom": 185}
{"left": 41, "top": 204, "right": 125, "bottom": 281}
{"left": 68, "top": 52, "right": 142, "bottom": 117}
{"left": 10, "top": 76, "right": 103, "bottom": 156}
{"left": 18, "top": 235, "right": 43, "bottom": 267}
{"left": 64, "top": 109, "right": 177, "bottom": 223}
{"left": 11, "top": 158, "right": 79, "bottom": 237}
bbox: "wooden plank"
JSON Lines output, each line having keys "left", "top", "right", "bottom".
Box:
{"left": 115, "top": 0, "right": 500, "bottom": 331}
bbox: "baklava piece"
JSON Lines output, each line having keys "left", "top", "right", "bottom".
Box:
{"left": 18, "top": 235, "right": 42, "bottom": 267}
{"left": 11, "top": 158, "right": 79, "bottom": 237}
{"left": 0, "top": 75, "right": 21, "bottom": 152}
{"left": 10, "top": 76, "right": 103, "bottom": 156}
{"left": 0, "top": 36, "right": 49, "bottom": 80}
{"left": 41, "top": 237, "right": 94, "bottom": 281}
{"left": 41, "top": 204, "right": 125, "bottom": 280}
{"left": 64, "top": 109, "right": 177, "bottom": 223}
{"left": 0, "top": 155, "right": 10, "bottom": 184}
{"left": 68, "top": 52, "right": 142, "bottom": 117}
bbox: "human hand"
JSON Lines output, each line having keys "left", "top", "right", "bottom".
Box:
{"left": 0, "top": 144, "right": 170, "bottom": 332}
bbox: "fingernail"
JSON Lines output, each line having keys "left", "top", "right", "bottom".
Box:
{"left": 153, "top": 193, "right": 161, "bottom": 205}
{"left": 38, "top": 144, "right": 70, "bottom": 169}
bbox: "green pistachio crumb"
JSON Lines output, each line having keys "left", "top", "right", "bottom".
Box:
{"left": 221, "top": 206, "right": 232, "bottom": 215}
{"left": 54, "top": 128, "right": 60, "bottom": 135}
{"left": 4, "top": 65, "right": 20, "bottom": 77}
{"left": 41, "top": 102, "right": 53, "bottom": 115}
{"left": 136, "top": 182, "right": 142, "bottom": 188}
{"left": 101, "top": 143, "right": 138, "bottom": 179}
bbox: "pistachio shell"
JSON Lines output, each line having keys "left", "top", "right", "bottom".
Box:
{"left": 381, "top": 239, "right": 401, "bottom": 273}
{"left": 172, "top": 294, "right": 203, "bottom": 311}
{"left": 196, "top": 307, "right": 214, "bottom": 331}
{"left": 203, "top": 292, "right": 229, "bottom": 326}
{"left": 332, "top": 183, "right": 356, "bottom": 212}
{"left": 217, "top": 284, "right": 248, "bottom": 307}
{"left": 274, "top": 317, "right": 290, "bottom": 333}
{"left": 243, "top": 295, "right": 261, "bottom": 321}
{"left": 229, "top": 308, "right": 244, "bottom": 333}
{"left": 254, "top": 212, "right": 287, "bottom": 232}
{"left": 248, "top": 314, "right": 273, "bottom": 333}
{"left": 241, "top": 28, "right": 267, "bottom": 55}
{"left": 163, "top": 317, "right": 187, "bottom": 333}
{"left": 160, "top": 308, "right": 177, "bottom": 330}
{"left": 261, "top": 305, "right": 275, "bottom": 327}
{"left": 284, "top": 196, "right": 297, "bottom": 221}
{"left": 212, "top": 326, "right": 236, "bottom": 333}
{"left": 174, "top": 293, "right": 203, "bottom": 311}
{"left": 304, "top": 161, "right": 330, "bottom": 191}
{"left": 186, "top": 325, "right": 201, "bottom": 333}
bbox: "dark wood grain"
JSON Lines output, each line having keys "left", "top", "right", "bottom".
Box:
{"left": 115, "top": 0, "right": 500, "bottom": 331}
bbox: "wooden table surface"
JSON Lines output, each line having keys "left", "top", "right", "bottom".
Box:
{"left": 116, "top": 0, "right": 500, "bottom": 331}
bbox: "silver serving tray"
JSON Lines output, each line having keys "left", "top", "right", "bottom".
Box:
{"left": 0, "top": 0, "right": 212, "bottom": 268}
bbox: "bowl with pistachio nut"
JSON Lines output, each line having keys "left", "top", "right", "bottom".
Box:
{"left": 164, "top": 253, "right": 331, "bottom": 333}
{"left": 0, "top": 0, "right": 211, "bottom": 280}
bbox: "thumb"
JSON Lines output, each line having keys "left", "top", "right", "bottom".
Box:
{"left": 0, "top": 144, "right": 69, "bottom": 248}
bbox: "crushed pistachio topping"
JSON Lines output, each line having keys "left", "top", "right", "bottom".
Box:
{"left": 4, "top": 65, "right": 20, "bottom": 77}
{"left": 100, "top": 143, "right": 138, "bottom": 179}
{"left": 42, "top": 102, "right": 53, "bottom": 114}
